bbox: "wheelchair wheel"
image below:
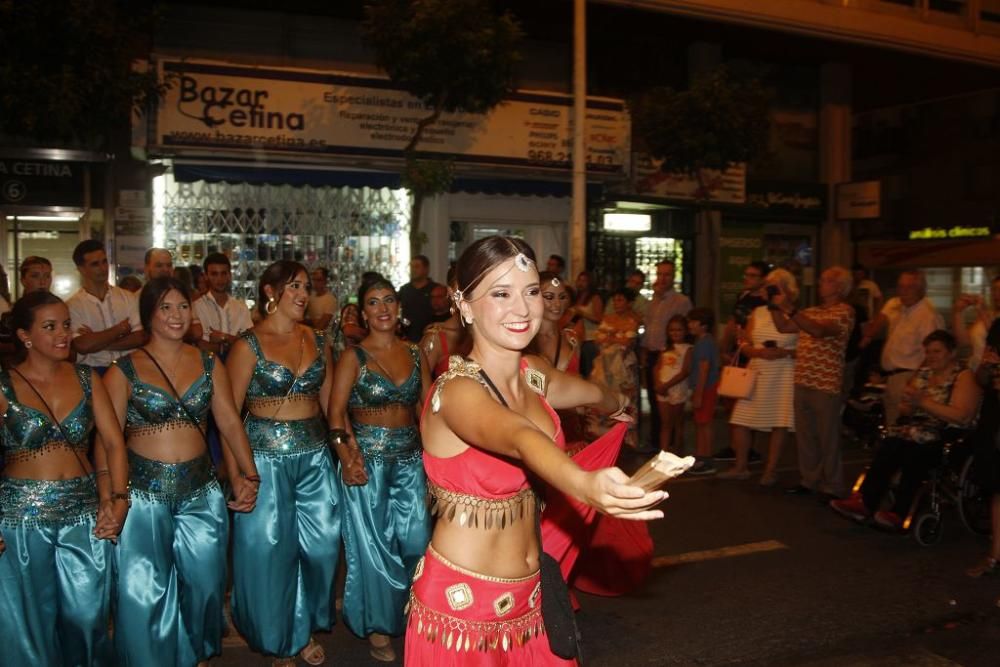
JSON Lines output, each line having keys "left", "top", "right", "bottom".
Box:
{"left": 912, "top": 512, "right": 945, "bottom": 546}
{"left": 958, "top": 455, "right": 992, "bottom": 536}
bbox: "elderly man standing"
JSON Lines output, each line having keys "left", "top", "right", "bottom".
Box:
{"left": 772, "top": 266, "right": 855, "bottom": 499}
{"left": 143, "top": 247, "right": 174, "bottom": 280}
{"left": 862, "top": 270, "right": 944, "bottom": 426}
{"left": 641, "top": 259, "right": 692, "bottom": 451}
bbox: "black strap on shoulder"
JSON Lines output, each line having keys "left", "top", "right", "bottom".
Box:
{"left": 476, "top": 366, "right": 509, "bottom": 408}
{"left": 138, "top": 349, "right": 210, "bottom": 447}
{"left": 9, "top": 368, "right": 89, "bottom": 476}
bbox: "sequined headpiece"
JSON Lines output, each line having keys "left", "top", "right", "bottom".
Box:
{"left": 452, "top": 240, "right": 536, "bottom": 306}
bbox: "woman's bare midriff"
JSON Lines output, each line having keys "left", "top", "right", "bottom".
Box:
{"left": 349, "top": 403, "right": 416, "bottom": 428}
{"left": 430, "top": 518, "right": 540, "bottom": 580}
{"left": 3, "top": 446, "right": 93, "bottom": 480}
{"left": 127, "top": 427, "right": 208, "bottom": 463}
{"left": 246, "top": 399, "right": 321, "bottom": 423}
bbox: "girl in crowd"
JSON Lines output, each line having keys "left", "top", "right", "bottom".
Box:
{"left": 408, "top": 236, "right": 664, "bottom": 665}
{"left": 831, "top": 329, "right": 980, "bottom": 529}
{"left": 722, "top": 269, "right": 799, "bottom": 485}
{"left": 334, "top": 302, "right": 365, "bottom": 359}
{"left": 421, "top": 271, "right": 472, "bottom": 379}
{"left": 587, "top": 287, "right": 641, "bottom": 447}
{"left": 104, "top": 277, "right": 259, "bottom": 666}
{"left": 329, "top": 275, "right": 432, "bottom": 661}
{"left": 0, "top": 292, "right": 129, "bottom": 665}
{"left": 654, "top": 314, "right": 692, "bottom": 453}
{"left": 227, "top": 261, "right": 339, "bottom": 667}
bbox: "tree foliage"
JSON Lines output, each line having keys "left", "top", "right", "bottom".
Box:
{"left": 0, "top": 0, "right": 164, "bottom": 149}
{"left": 632, "top": 65, "right": 772, "bottom": 178}
{"left": 362, "top": 0, "right": 522, "bottom": 252}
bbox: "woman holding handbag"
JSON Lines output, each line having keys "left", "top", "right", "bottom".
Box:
{"left": 407, "top": 236, "right": 664, "bottom": 666}
{"left": 0, "top": 291, "right": 129, "bottom": 666}
{"left": 226, "top": 261, "right": 338, "bottom": 667}
{"left": 721, "top": 269, "right": 799, "bottom": 485}
{"left": 103, "top": 277, "right": 259, "bottom": 666}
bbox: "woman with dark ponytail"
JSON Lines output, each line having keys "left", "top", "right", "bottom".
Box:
{"left": 226, "top": 261, "right": 339, "bottom": 667}
{"left": 327, "top": 275, "right": 431, "bottom": 661}
{"left": 0, "top": 291, "right": 129, "bottom": 665}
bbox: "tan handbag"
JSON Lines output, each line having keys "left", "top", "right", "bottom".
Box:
{"left": 718, "top": 351, "right": 757, "bottom": 399}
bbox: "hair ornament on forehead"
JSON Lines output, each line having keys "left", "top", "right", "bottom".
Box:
{"left": 550, "top": 277, "right": 560, "bottom": 287}
{"left": 514, "top": 252, "right": 533, "bottom": 272}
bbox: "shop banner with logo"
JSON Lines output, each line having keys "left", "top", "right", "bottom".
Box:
{"left": 632, "top": 154, "right": 746, "bottom": 203}
{"left": 0, "top": 158, "right": 85, "bottom": 208}
{"left": 149, "top": 60, "right": 629, "bottom": 173}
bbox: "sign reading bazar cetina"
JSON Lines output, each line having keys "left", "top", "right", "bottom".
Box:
{"left": 152, "top": 60, "right": 629, "bottom": 173}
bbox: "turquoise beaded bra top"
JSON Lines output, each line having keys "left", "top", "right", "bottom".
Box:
{"left": 115, "top": 351, "right": 214, "bottom": 432}
{"left": 244, "top": 330, "right": 326, "bottom": 399}
{"left": 0, "top": 365, "right": 94, "bottom": 461}
{"left": 348, "top": 344, "right": 422, "bottom": 410}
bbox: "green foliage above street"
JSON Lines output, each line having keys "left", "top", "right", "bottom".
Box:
{"left": 0, "top": 0, "right": 164, "bottom": 149}
{"left": 632, "top": 65, "right": 772, "bottom": 177}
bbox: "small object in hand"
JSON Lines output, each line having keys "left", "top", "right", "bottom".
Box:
{"left": 628, "top": 451, "right": 696, "bottom": 493}
{"left": 765, "top": 285, "right": 780, "bottom": 298}
{"left": 763, "top": 340, "right": 777, "bottom": 348}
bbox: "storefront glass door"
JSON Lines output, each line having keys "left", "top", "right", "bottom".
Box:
{"left": 2, "top": 215, "right": 82, "bottom": 299}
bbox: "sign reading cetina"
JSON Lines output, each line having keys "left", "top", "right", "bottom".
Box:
{"left": 152, "top": 60, "right": 629, "bottom": 172}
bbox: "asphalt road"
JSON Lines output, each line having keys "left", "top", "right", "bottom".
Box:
{"left": 213, "top": 419, "right": 1000, "bottom": 666}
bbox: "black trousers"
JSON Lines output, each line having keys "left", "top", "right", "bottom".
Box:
{"left": 861, "top": 437, "right": 943, "bottom": 516}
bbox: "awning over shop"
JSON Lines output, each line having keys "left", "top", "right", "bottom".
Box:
{"left": 170, "top": 163, "right": 602, "bottom": 199}
{"left": 858, "top": 237, "right": 1000, "bottom": 268}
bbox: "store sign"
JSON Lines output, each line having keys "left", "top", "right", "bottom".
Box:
{"left": 745, "top": 182, "right": 825, "bottom": 214}
{"left": 836, "top": 180, "right": 880, "bottom": 220}
{"left": 0, "top": 158, "right": 85, "bottom": 207}
{"left": 150, "top": 60, "right": 629, "bottom": 173}
{"left": 908, "top": 225, "right": 992, "bottom": 240}
{"left": 632, "top": 154, "right": 746, "bottom": 203}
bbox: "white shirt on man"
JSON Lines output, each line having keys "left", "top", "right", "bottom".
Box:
{"left": 193, "top": 291, "right": 253, "bottom": 340}
{"left": 67, "top": 286, "right": 142, "bottom": 368}
{"left": 880, "top": 296, "right": 944, "bottom": 371}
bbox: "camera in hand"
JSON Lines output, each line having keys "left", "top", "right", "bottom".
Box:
{"left": 763, "top": 340, "right": 777, "bottom": 348}
{"left": 765, "top": 285, "right": 780, "bottom": 298}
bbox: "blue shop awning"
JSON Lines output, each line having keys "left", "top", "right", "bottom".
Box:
{"left": 171, "top": 163, "right": 603, "bottom": 199}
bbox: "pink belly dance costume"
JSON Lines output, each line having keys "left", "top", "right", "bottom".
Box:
{"left": 406, "top": 357, "right": 576, "bottom": 666}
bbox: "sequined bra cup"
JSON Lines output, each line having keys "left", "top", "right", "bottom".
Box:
{"left": 243, "top": 330, "right": 326, "bottom": 402}
{"left": 115, "top": 351, "right": 214, "bottom": 438}
{"left": 421, "top": 356, "right": 564, "bottom": 530}
{"left": 0, "top": 365, "right": 94, "bottom": 462}
{"left": 348, "top": 344, "right": 422, "bottom": 412}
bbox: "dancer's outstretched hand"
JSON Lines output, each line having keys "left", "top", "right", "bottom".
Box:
{"left": 581, "top": 467, "right": 667, "bottom": 520}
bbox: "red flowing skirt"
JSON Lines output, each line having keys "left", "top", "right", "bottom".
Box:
{"left": 541, "top": 422, "right": 653, "bottom": 597}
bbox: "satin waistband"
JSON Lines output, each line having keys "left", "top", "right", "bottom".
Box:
{"left": 407, "top": 545, "right": 544, "bottom": 653}
{"left": 128, "top": 450, "right": 217, "bottom": 500}
{"left": 352, "top": 422, "right": 421, "bottom": 464}
{"left": 0, "top": 474, "right": 97, "bottom": 527}
{"left": 245, "top": 414, "right": 327, "bottom": 457}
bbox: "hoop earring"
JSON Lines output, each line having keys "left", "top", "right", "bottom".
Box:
{"left": 24, "top": 340, "right": 32, "bottom": 349}
{"left": 265, "top": 297, "right": 278, "bottom": 315}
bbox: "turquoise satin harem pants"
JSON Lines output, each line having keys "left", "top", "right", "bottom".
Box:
{"left": 0, "top": 474, "right": 113, "bottom": 667}
{"left": 114, "top": 452, "right": 228, "bottom": 667}
{"left": 341, "top": 423, "right": 429, "bottom": 637}
{"left": 232, "top": 416, "right": 341, "bottom": 658}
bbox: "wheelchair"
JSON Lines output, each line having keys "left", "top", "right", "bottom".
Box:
{"left": 849, "top": 429, "right": 992, "bottom": 546}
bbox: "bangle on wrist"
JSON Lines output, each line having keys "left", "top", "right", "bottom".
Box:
{"left": 110, "top": 490, "right": 131, "bottom": 507}
{"left": 242, "top": 472, "right": 261, "bottom": 483}
{"left": 95, "top": 469, "right": 109, "bottom": 477}
{"left": 327, "top": 428, "right": 350, "bottom": 448}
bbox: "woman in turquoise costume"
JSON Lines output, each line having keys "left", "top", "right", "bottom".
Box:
{"left": 227, "top": 260, "right": 338, "bottom": 667}
{"left": 328, "top": 275, "right": 431, "bottom": 662}
{"left": 103, "top": 277, "right": 259, "bottom": 667}
{"left": 0, "top": 291, "right": 129, "bottom": 666}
